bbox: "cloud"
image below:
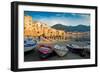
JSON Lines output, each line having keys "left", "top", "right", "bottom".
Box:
{"left": 26, "top": 11, "right": 90, "bottom": 26}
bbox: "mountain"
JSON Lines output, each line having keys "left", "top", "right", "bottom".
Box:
{"left": 51, "top": 24, "right": 90, "bottom": 32}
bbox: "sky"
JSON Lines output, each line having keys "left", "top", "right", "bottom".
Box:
{"left": 24, "top": 11, "right": 90, "bottom": 26}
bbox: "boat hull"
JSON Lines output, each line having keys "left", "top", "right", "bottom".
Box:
{"left": 24, "top": 37, "right": 37, "bottom": 52}
{"left": 54, "top": 45, "right": 69, "bottom": 57}
{"left": 37, "top": 45, "right": 54, "bottom": 59}
{"left": 24, "top": 45, "right": 37, "bottom": 52}
{"left": 66, "top": 45, "right": 89, "bottom": 57}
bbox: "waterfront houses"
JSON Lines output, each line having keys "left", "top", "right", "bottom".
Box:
{"left": 24, "top": 16, "right": 90, "bottom": 41}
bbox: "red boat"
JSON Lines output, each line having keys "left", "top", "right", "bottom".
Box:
{"left": 37, "top": 45, "right": 54, "bottom": 59}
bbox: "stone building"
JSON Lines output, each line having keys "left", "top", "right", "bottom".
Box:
{"left": 24, "top": 16, "right": 89, "bottom": 41}
{"left": 65, "top": 32, "right": 90, "bottom": 41}
{"left": 24, "top": 16, "right": 66, "bottom": 41}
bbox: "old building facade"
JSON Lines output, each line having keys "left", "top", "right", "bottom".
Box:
{"left": 24, "top": 16, "right": 90, "bottom": 41}
{"left": 24, "top": 16, "right": 66, "bottom": 40}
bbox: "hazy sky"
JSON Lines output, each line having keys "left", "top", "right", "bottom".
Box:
{"left": 24, "top": 11, "right": 90, "bottom": 26}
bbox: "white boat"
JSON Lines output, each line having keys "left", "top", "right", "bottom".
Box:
{"left": 54, "top": 45, "right": 69, "bottom": 57}
{"left": 24, "top": 37, "right": 37, "bottom": 52}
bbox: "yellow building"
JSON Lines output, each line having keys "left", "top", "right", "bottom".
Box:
{"left": 24, "top": 15, "right": 90, "bottom": 41}
{"left": 24, "top": 16, "right": 66, "bottom": 40}
{"left": 24, "top": 16, "right": 33, "bottom": 37}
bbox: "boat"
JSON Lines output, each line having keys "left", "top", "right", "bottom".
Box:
{"left": 66, "top": 44, "right": 90, "bottom": 57}
{"left": 24, "top": 37, "right": 37, "bottom": 52}
{"left": 37, "top": 45, "right": 54, "bottom": 59}
{"left": 83, "top": 45, "right": 90, "bottom": 55}
{"left": 54, "top": 45, "right": 69, "bottom": 57}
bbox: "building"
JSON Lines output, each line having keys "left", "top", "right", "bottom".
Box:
{"left": 24, "top": 16, "right": 89, "bottom": 41}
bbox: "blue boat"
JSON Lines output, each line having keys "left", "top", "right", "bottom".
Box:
{"left": 66, "top": 44, "right": 90, "bottom": 57}
{"left": 24, "top": 37, "right": 37, "bottom": 52}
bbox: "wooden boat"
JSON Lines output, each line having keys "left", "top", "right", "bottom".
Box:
{"left": 83, "top": 45, "right": 90, "bottom": 55}
{"left": 38, "top": 45, "right": 54, "bottom": 59}
{"left": 66, "top": 44, "right": 90, "bottom": 57}
{"left": 24, "top": 37, "right": 37, "bottom": 52}
{"left": 54, "top": 45, "right": 69, "bottom": 57}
